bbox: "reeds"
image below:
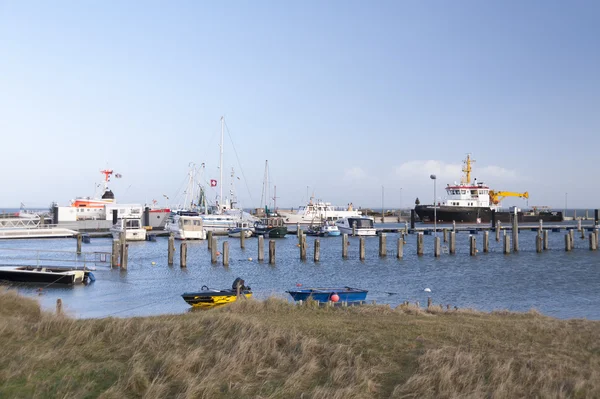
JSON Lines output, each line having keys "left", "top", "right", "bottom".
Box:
{"left": 0, "top": 289, "right": 599, "bottom": 398}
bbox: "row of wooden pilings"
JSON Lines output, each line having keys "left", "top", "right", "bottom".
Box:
{"left": 106, "top": 223, "right": 599, "bottom": 271}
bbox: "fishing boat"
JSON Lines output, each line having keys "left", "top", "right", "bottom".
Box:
{"left": 227, "top": 221, "right": 253, "bottom": 238}
{"left": 110, "top": 217, "right": 147, "bottom": 241}
{"left": 253, "top": 215, "right": 288, "bottom": 238}
{"left": 181, "top": 278, "right": 252, "bottom": 308}
{"left": 278, "top": 199, "right": 362, "bottom": 225}
{"left": 335, "top": 216, "right": 376, "bottom": 236}
{"left": 0, "top": 266, "right": 95, "bottom": 285}
{"left": 286, "top": 287, "right": 368, "bottom": 303}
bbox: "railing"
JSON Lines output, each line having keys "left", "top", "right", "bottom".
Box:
{"left": 0, "top": 247, "right": 111, "bottom": 268}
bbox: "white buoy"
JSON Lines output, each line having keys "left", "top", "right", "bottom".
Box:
{"left": 248, "top": 257, "right": 253, "bottom": 261}
{"left": 424, "top": 288, "right": 431, "bottom": 292}
{"left": 151, "top": 261, "right": 156, "bottom": 266}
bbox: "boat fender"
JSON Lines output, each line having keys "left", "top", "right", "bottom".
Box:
{"left": 88, "top": 272, "right": 96, "bottom": 282}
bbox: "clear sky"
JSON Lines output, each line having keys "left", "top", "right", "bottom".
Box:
{"left": 1, "top": 1, "right": 598, "bottom": 210}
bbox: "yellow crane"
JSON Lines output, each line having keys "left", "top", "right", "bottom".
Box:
{"left": 489, "top": 190, "right": 529, "bottom": 205}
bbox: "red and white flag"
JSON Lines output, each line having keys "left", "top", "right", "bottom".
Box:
{"left": 210, "top": 179, "right": 217, "bottom": 187}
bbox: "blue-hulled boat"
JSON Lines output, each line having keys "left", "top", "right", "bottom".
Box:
{"left": 286, "top": 287, "right": 368, "bottom": 303}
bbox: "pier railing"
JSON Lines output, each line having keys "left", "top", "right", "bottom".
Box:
{"left": 0, "top": 247, "right": 112, "bottom": 269}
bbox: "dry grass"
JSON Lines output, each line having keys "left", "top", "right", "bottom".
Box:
{"left": 0, "top": 289, "right": 599, "bottom": 398}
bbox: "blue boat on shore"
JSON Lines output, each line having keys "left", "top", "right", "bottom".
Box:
{"left": 286, "top": 287, "right": 368, "bottom": 303}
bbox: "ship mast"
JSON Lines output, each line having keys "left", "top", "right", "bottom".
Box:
{"left": 219, "top": 116, "right": 224, "bottom": 212}
{"left": 461, "top": 154, "right": 475, "bottom": 185}
{"left": 100, "top": 169, "right": 113, "bottom": 192}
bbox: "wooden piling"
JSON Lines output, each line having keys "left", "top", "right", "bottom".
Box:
{"left": 180, "top": 242, "right": 187, "bottom": 267}
{"left": 452, "top": 220, "right": 456, "bottom": 232}
{"left": 223, "top": 241, "right": 229, "bottom": 266}
{"left": 352, "top": 224, "right": 356, "bottom": 237}
{"left": 76, "top": 234, "right": 82, "bottom": 254}
{"left": 56, "top": 298, "right": 62, "bottom": 315}
{"left": 578, "top": 219, "right": 582, "bottom": 231}
{"left": 111, "top": 240, "right": 119, "bottom": 268}
{"left": 207, "top": 231, "right": 213, "bottom": 250}
{"left": 503, "top": 234, "right": 510, "bottom": 254}
{"left": 443, "top": 228, "right": 448, "bottom": 243}
{"left": 211, "top": 237, "right": 217, "bottom": 263}
{"left": 496, "top": 221, "right": 501, "bottom": 242}
{"left": 379, "top": 233, "right": 386, "bottom": 257}
{"left": 359, "top": 237, "right": 365, "bottom": 260}
{"left": 470, "top": 236, "right": 476, "bottom": 256}
{"left": 565, "top": 234, "right": 572, "bottom": 252}
{"left": 512, "top": 215, "right": 519, "bottom": 252}
{"left": 168, "top": 234, "right": 175, "bottom": 265}
{"left": 121, "top": 243, "right": 128, "bottom": 270}
{"left": 240, "top": 229, "right": 245, "bottom": 249}
{"left": 589, "top": 233, "right": 597, "bottom": 251}
{"left": 397, "top": 237, "right": 404, "bottom": 259}
{"left": 296, "top": 223, "right": 301, "bottom": 237}
{"left": 427, "top": 297, "right": 432, "bottom": 309}
{"left": 581, "top": 227, "right": 585, "bottom": 240}
{"left": 536, "top": 233, "right": 542, "bottom": 253}
{"left": 449, "top": 231, "right": 456, "bottom": 254}
{"left": 257, "top": 235, "right": 264, "bottom": 261}
{"left": 269, "top": 240, "right": 275, "bottom": 264}
{"left": 543, "top": 229, "right": 549, "bottom": 250}
{"left": 417, "top": 232, "right": 424, "bottom": 256}
{"left": 314, "top": 239, "right": 320, "bottom": 262}
{"left": 300, "top": 234, "right": 307, "bottom": 261}
{"left": 342, "top": 234, "right": 348, "bottom": 258}
{"left": 569, "top": 229, "right": 575, "bottom": 244}
{"left": 483, "top": 231, "right": 489, "bottom": 253}
{"left": 434, "top": 236, "right": 441, "bottom": 257}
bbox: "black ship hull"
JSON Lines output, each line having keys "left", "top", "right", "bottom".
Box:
{"left": 415, "top": 205, "right": 563, "bottom": 224}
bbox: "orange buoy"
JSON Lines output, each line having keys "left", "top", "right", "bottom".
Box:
{"left": 330, "top": 294, "right": 340, "bottom": 302}
{"left": 296, "top": 283, "right": 302, "bottom": 287}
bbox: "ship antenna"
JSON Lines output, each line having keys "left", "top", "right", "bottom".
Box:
{"left": 100, "top": 169, "right": 113, "bottom": 192}
{"left": 461, "top": 154, "right": 475, "bottom": 185}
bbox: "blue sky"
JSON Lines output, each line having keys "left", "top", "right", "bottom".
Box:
{"left": 1, "top": 1, "right": 598, "bottom": 209}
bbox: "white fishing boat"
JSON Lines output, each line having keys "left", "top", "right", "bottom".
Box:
{"left": 335, "top": 216, "right": 376, "bottom": 236}
{"left": 110, "top": 218, "right": 147, "bottom": 241}
{"left": 278, "top": 200, "right": 362, "bottom": 225}
{"left": 227, "top": 221, "right": 253, "bottom": 238}
{"left": 165, "top": 211, "right": 207, "bottom": 240}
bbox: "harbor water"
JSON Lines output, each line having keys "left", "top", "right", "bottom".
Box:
{"left": 1, "top": 226, "right": 599, "bottom": 320}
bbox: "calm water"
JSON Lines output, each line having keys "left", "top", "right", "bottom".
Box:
{"left": 1, "top": 226, "right": 599, "bottom": 320}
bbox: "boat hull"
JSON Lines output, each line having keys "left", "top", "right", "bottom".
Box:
{"left": 254, "top": 226, "right": 288, "bottom": 238}
{"left": 415, "top": 205, "right": 564, "bottom": 223}
{"left": 286, "top": 287, "right": 368, "bottom": 303}
{"left": 0, "top": 267, "right": 91, "bottom": 285}
{"left": 181, "top": 290, "right": 252, "bottom": 307}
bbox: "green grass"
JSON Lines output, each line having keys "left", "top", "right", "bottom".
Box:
{"left": 0, "top": 288, "right": 599, "bottom": 398}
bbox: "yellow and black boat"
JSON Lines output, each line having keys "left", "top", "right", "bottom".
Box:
{"left": 182, "top": 278, "right": 252, "bottom": 308}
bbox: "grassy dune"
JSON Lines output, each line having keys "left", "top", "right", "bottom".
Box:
{"left": 0, "top": 289, "right": 599, "bottom": 398}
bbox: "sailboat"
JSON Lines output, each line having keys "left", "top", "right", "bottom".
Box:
{"left": 253, "top": 161, "right": 288, "bottom": 238}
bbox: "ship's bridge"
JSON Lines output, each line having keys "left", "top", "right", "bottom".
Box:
{"left": 444, "top": 180, "right": 491, "bottom": 208}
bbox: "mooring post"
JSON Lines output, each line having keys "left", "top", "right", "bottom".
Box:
{"left": 578, "top": 219, "right": 582, "bottom": 232}
{"left": 296, "top": 222, "right": 301, "bottom": 237}
{"left": 211, "top": 237, "right": 217, "bottom": 263}
{"left": 543, "top": 229, "right": 549, "bottom": 250}
{"left": 452, "top": 220, "right": 456, "bottom": 232}
{"left": 589, "top": 233, "right": 597, "bottom": 251}
{"left": 595, "top": 209, "right": 599, "bottom": 225}
{"left": 168, "top": 234, "right": 175, "bottom": 266}
{"left": 359, "top": 237, "right": 365, "bottom": 260}
{"left": 449, "top": 231, "right": 456, "bottom": 254}
{"left": 512, "top": 214, "right": 519, "bottom": 252}
{"left": 397, "top": 237, "right": 404, "bottom": 259}
{"left": 76, "top": 234, "right": 82, "bottom": 254}
{"left": 300, "top": 234, "right": 306, "bottom": 261}
{"left": 569, "top": 229, "right": 575, "bottom": 244}
{"left": 427, "top": 297, "right": 432, "bottom": 309}
{"left": 443, "top": 228, "right": 448, "bottom": 243}
{"left": 342, "top": 233, "right": 348, "bottom": 258}
{"left": 410, "top": 209, "right": 415, "bottom": 230}
{"left": 257, "top": 235, "right": 264, "bottom": 261}
{"left": 586, "top": 209, "right": 589, "bottom": 220}
{"left": 223, "top": 241, "right": 229, "bottom": 266}
{"left": 240, "top": 229, "right": 245, "bottom": 249}
{"left": 404, "top": 222, "right": 409, "bottom": 234}
{"left": 483, "top": 231, "right": 489, "bottom": 253}
{"left": 491, "top": 209, "right": 496, "bottom": 229}
{"left": 121, "top": 243, "right": 128, "bottom": 270}
{"left": 352, "top": 223, "right": 356, "bottom": 237}
{"left": 119, "top": 231, "right": 125, "bottom": 246}
{"left": 56, "top": 298, "right": 62, "bottom": 315}
{"left": 111, "top": 240, "right": 119, "bottom": 268}
{"left": 503, "top": 234, "right": 510, "bottom": 254}
{"left": 298, "top": 229, "right": 303, "bottom": 246}
{"left": 470, "top": 236, "right": 476, "bottom": 256}
{"left": 417, "top": 232, "right": 424, "bottom": 256}
{"left": 565, "top": 234, "right": 572, "bottom": 252}
{"left": 539, "top": 219, "right": 543, "bottom": 234}
{"left": 536, "top": 233, "right": 542, "bottom": 253}
{"left": 434, "top": 236, "right": 441, "bottom": 257}
{"left": 581, "top": 227, "right": 585, "bottom": 240}
{"left": 269, "top": 239, "right": 276, "bottom": 264}
{"left": 314, "top": 239, "right": 320, "bottom": 262}
{"left": 180, "top": 242, "right": 187, "bottom": 267}
{"left": 379, "top": 233, "right": 386, "bottom": 257}
{"left": 207, "top": 231, "right": 213, "bottom": 250}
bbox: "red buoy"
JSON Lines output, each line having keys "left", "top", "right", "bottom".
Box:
{"left": 330, "top": 294, "right": 340, "bottom": 302}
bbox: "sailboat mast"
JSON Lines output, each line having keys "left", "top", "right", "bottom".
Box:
{"left": 220, "top": 116, "right": 224, "bottom": 212}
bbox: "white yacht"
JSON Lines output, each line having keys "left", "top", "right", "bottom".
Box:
{"left": 335, "top": 216, "right": 377, "bottom": 236}
{"left": 165, "top": 211, "right": 207, "bottom": 240}
{"left": 110, "top": 218, "right": 147, "bottom": 241}
{"left": 278, "top": 200, "right": 362, "bottom": 225}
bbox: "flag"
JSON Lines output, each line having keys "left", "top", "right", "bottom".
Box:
{"left": 115, "top": 173, "right": 122, "bottom": 178}
{"left": 210, "top": 179, "right": 217, "bottom": 187}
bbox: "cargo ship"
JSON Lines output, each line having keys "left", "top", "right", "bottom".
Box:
{"left": 414, "top": 155, "right": 563, "bottom": 224}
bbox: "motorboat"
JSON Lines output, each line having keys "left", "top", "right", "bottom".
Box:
{"left": 253, "top": 216, "right": 288, "bottom": 238}
{"left": 286, "top": 287, "right": 368, "bottom": 303}
{"left": 227, "top": 221, "right": 253, "bottom": 238}
{"left": 165, "top": 211, "right": 207, "bottom": 240}
{"left": 335, "top": 216, "right": 377, "bottom": 236}
{"left": 110, "top": 217, "right": 147, "bottom": 241}
{"left": 181, "top": 278, "right": 252, "bottom": 308}
{"left": 278, "top": 199, "right": 362, "bottom": 225}
{"left": 321, "top": 220, "right": 341, "bottom": 236}
{"left": 0, "top": 266, "right": 95, "bottom": 285}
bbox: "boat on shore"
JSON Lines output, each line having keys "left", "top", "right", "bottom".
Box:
{"left": 182, "top": 278, "right": 252, "bottom": 308}
{"left": 286, "top": 287, "right": 368, "bottom": 303}
{"left": 0, "top": 266, "right": 95, "bottom": 285}
{"left": 414, "top": 154, "right": 564, "bottom": 224}
{"left": 335, "top": 216, "right": 376, "bottom": 236}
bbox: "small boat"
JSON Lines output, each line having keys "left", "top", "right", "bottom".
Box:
{"left": 286, "top": 287, "right": 368, "bottom": 303}
{"left": 182, "top": 278, "right": 252, "bottom": 308}
{"left": 165, "top": 211, "right": 207, "bottom": 240}
{"left": 110, "top": 217, "right": 147, "bottom": 241}
{"left": 321, "top": 220, "right": 341, "bottom": 236}
{"left": 0, "top": 266, "right": 95, "bottom": 285}
{"left": 335, "top": 216, "right": 377, "bottom": 236}
{"left": 227, "top": 221, "right": 253, "bottom": 238}
{"left": 253, "top": 216, "right": 288, "bottom": 238}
